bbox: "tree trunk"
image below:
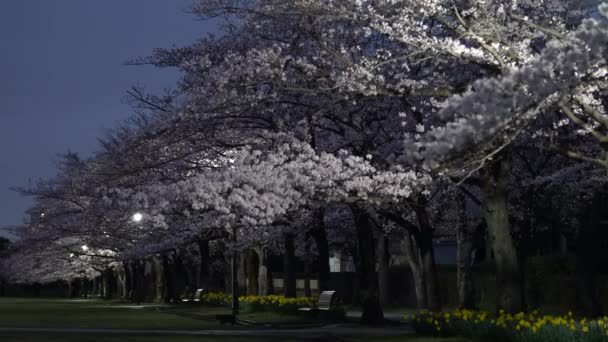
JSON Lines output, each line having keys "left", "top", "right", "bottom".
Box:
{"left": 174, "top": 252, "right": 188, "bottom": 301}
{"left": 123, "top": 261, "right": 133, "bottom": 301}
{"left": 377, "top": 233, "right": 390, "bottom": 307}
{"left": 457, "top": 190, "right": 475, "bottom": 309}
{"left": 152, "top": 257, "right": 163, "bottom": 302}
{"left": 237, "top": 253, "right": 247, "bottom": 295}
{"left": 414, "top": 202, "right": 442, "bottom": 312}
{"left": 162, "top": 253, "right": 176, "bottom": 304}
{"left": 256, "top": 247, "right": 273, "bottom": 296}
{"left": 225, "top": 251, "right": 233, "bottom": 295}
{"left": 91, "top": 277, "right": 98, "bottom": 298}
{"left": 102, "top": 268, "right": 111, "bottom": 299}
{"left": 245, "top": 249, "right": 260, "bottom": 295}
{"left": 304, "top": 261, "right": 312, "bottom": 297}
{"left": 311, "top": 209, "right": 331, "bottom": 292}
{"left": 352, "top": 206, "right": 384, "bottom": 325}
{"left": 198, "top": 239, "right": 211, "bottom": 290}
{"left": 481, "top": 154, "right": 522, "bottom": 313}
{"left": 133, "top": 259, "right": 145, "bottom": 304}
{"left": 575, "top": 193, "right": 604, "bottom": 317}
{"left": 117, "top": 266, "right": 127, "bottom": 299}
{"left": 350, "top": 248, "right": 361, "bottom": 306}
{"left": 403, "top": 233, "right": 427, "bottom": 309}
{"left": 283, "top": 233, "right": 297, "bottom": 298}
{"left": 144, "top": 259, "right": 156, "bottom": 302}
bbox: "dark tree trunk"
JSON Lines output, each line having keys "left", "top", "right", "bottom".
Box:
{"left": 237, "top": 253, "right": 247, "bottom": 295}
{"left": 225, "top": 251, "right": 233, "bottom": 295}
{"left": 420, "top": 232, "right": 440, "bottom": 311}
{"left": 377, "top": 234, "right": 390, "bottom": 307}
{"left": 481, "top": 154, "right": 522, "bottom": 313}
{"left": 352, "top": 206, "right": 384, "bottom": 325}
{"left": 350, "top": 248, "right": 361, "bottom": 306}
{"left": 245, "top": 249, "right": 260, "bottom": 295}
{"left": 456, "top": 191, "right": 475, "bottom": 309}
{"left": 152, "top": 257, "right": 163, "bottom": 302}
{"left": 66, "top": 280, "right": 72, "bottom": 298}
{"left": 413, "top": 201, "right": 442, "bottom": 312}
{"left": 162, "top": 253, "right": 176, "bottom": 304}
{"left": 144, "top": 259, "right": 157, "bottom": 302}
{"left": 117, "top": 266, "right": 127, "bottom": 299}
{"left": 283, "top": 233, "right": 297, "bottom": 298}
{"left": 174, "top": 252, "right": 189, "bottom": 301}
{"left": 198, "top": 239, "right": 211, "bottom": 290}
{"left": 79, "top": 279, "right": 87, "bottom": 299}
{"left": 575, "top": 193, "right": 604, "bottom": 317}
{"left": 304, "top": 261, "right": 312, "bottom": 297}
{"left": 102, "top": 268, "right": 111, "bottom": 299}
{"left": 132, "top": 259, "right": 146, "bottom": 304}
{"left": 256, "top": 247, "right": 273, "bottom": 296}
{"left": 403, "top": 233, "right": 427, "bottom": 309}
{"left": 311, "top": 208, "right": 331, "bottom": 292}
{"left": 123, "top": 261, "right": 133, "bottom": 301}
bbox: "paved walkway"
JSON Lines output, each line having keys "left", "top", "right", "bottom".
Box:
{"left": 0, "top": 325, "right": 414, "bottom": 338}
{"left": 346, "top": 310, "right": 408, "bottom": 322}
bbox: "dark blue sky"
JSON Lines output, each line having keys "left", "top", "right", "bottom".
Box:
{"left": 0, "top": 0, "right": 215, "bottom": 238}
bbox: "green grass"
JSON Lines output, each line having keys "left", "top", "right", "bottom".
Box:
{"left": 0, "top": 334, "right": 475, "bottom": 342}
{"left": 0, "top": 334, "right": 295, "bottom": 342}
{"left": 0, "top": 298, "right": 215, "bottom": 330}
{"left": 172, "top": 304, "right": 331, "bottom": 324}
{"left": 0, "top": 298, "right": 478, "bottom": 341}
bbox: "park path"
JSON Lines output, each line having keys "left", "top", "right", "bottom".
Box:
{"left": 346, "top": 310, "right": 408, "bottom": 322}
{"left": 0, "top": 325, "right": 414, "bottom": 338}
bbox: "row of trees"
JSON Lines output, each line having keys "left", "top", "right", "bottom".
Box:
{"left": 1, "top": 0, "right": 608, "bottom": 323}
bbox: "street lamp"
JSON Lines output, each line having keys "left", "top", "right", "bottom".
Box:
{"left": 231, "top": 226, "right": 239, "bottom": 316}
{"left": 132, "top": 212, "right": 143, "bottom": 222}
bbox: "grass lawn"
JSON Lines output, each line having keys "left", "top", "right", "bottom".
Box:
{"left": 0, "top": 297, "right": 478, "bottom": 341}
{"left": 0, "top": 333, "right": 477, "bottom": 342}
{"left": 170, "top": 304, "right": 332, "bottom": 324}
{"left": 0, "top": 298, "right": 215, "bottom": 330}
{"left": 0, "top": 334, "right": 294, "bottom": 342}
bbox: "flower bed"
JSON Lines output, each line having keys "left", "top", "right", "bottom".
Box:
{"left": 200, "top": 292, "right": 316, "bottom": 314}
{"left": 409, "top": 309, "right": 608, "bottom": 342}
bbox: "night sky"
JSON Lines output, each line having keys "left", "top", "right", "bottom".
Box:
{"left": 0, "top": 0, "right": 215, "bottom": 238}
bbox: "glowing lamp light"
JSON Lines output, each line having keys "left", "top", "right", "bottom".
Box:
{"left": 81, "top": 245, "right": 89, "bottom": 252}
{"left": 132, "top": 212, "right": 143, "bottom": 222}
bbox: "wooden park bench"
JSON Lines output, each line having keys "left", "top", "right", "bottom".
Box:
{"left": 181, "top": 288, "right": 204, "bottom": 303}
{"left": 298, "top": 290, "right": 337, "bottom": 313}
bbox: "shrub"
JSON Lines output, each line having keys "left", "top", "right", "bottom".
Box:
{"left": 239, "top": 295, "right": 316, "bottom": 314}
{"left": 200, "top": 292, "right": 316, "bottom": 314}
{"left": 409, "top": 309, "right": 608, "bottom": 342}
{"left": 200, "top": 292, "right": 231, "bottom": 306}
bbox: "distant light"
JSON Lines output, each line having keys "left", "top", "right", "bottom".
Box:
{"left": 69, "top": 253, "right": 74, "bottom": 258}
{"left": 132, "top": 212, "right": 143, "bottom": 222}
{"left": 81, "top": 245, "right": 89, "bottom": 252}
{"left": 40, "top": 212, "right": 45, "bottom": 218}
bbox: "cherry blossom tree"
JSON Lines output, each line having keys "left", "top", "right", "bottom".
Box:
{"left": 7, "top": 0, "right": 608, "bottom": 322}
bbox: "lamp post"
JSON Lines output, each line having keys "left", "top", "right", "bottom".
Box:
{"left": 231, "top": 226, "right": 239, "bottom": 316}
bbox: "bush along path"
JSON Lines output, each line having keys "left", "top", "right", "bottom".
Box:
{"left": 410, "top": 309, "right": 608, "bottom": 342}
